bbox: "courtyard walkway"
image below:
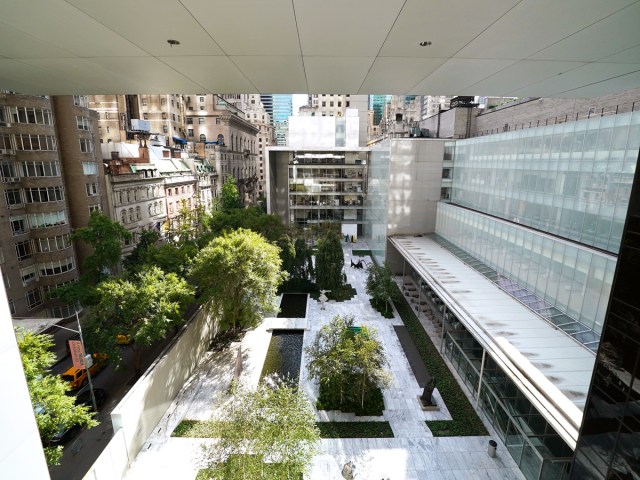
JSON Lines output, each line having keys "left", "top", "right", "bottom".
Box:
{"left": 124, "top": 243, "right": 524, "bottom": 480}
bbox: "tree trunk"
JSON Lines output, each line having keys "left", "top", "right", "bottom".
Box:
{"left": 361, "top": 372, "right": 366, "bottom": 408}
{"left": 133, "top": 345, "right": 143, "bottom": 377}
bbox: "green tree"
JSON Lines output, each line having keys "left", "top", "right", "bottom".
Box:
{"left": 190, "top": 229, "right": 286, "bottom": 333}
{"left": 276, "top": 235, "right": 296, "bottom": 279}
{"left": 221, "top": 176, "right": 243, "bottom": 211}
{"left": 315, "top": 231, "right": 344, "bottom": 291}
{"left": 85, "top": 267, "right": 194, "bottom": 376}
{"left": 293, "top": 238, "right": 314, "bottom": 281}
{"left": 209, "top": 207, "right": 286, "bottom": 243}
{"left": 17, "top": 330, "right": 97, "bottom": 466}
{"left": 365, "top": 262, "right": 399, "bottom": 316}
{"left": 123, "top": 228, "right": 161, "bottom": 274}
{"left": 305, "top": 314, "right": 390, "bottom": 412}
{"left": 200, "top": 378, "right": 319, "bottom": 480}
{"left": 72, "top": 211, "right": 132, "bottom": 281}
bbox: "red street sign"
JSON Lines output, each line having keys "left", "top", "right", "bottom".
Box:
{"left": 69, "top": 340, "right": 86, "bottom": 370}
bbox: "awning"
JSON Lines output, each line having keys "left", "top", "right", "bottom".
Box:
{"left": 172, "top": 137, "right": 187, "bottom": 145}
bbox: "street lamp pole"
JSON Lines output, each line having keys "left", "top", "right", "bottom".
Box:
{"left": 50, "top": 313, "right": 98, "bottom": 413}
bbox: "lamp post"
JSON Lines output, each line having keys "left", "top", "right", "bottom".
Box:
{"left": 48, "top": 311, "right": 98, "bottom": 413}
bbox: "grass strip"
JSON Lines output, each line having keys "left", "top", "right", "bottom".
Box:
{"left": 391, "top": 285, "right": 488, "bottom": 437}
{"left": 351, "top": 249, "right": 373, "bottom": 257}
{"left": 173, "top": 420, "right": 394, "bottom": 439}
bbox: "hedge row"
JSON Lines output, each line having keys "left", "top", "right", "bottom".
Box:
{"left": 172, "top": 419, "right": 394, "bottom": 439}
{"left": 392, "top": 286, "right": 488, "bottom": 437}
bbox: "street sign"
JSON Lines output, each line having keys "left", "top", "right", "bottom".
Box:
{"left": 69, "top": 340, "right": 86, "bottom": 369}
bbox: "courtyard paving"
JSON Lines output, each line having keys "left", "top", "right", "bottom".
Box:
{"left": 124, "top": 243, "right": 524, "bottom": 480}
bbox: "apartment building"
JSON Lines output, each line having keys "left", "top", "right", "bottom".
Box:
{"left": 244, "top": 94, "right": 273, "bottom": 197}
{"left": 0, "top": 93, "right": 105, "bottom": 320}
{"left": 184, "top": 94, "right": 259, "bottom": 205}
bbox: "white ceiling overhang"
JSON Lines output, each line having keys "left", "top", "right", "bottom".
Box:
{"left": 0, "top": 0, "right": 639, "bottom": 97}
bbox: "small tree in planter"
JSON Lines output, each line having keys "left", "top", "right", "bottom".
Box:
{"left": 305, "top": 314, "right": 390, "bottom": 415}
{"left": 365, "top": 263, "right": 399, "bottom": 317}
{"left": 200, "top": 377, "right": 320, "bottom": 479}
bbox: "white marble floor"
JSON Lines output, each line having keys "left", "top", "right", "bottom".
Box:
{"left": 124, "top": 243, "right": 524, "bottom": 480}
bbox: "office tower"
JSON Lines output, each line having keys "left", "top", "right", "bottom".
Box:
{"left": 0, "top": 93, "right": 104, "bottom": 320}
{"left": 370, "top": 95, "right": 388, "bottom": 126}
{"left": 422, "top": 95, "right": 452, "bottom": 120}
{"left": 271, "top": 94, "right": 292, "bottom": 146}
{"left": 266, "top": 112, "right": 368, "bottom": 237}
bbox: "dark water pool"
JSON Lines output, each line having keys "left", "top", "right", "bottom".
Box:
{"left": 260, "top": 330, "right": 304, "bottom": 384}
{"left": 278, "top": 293, "right": 307, "bottom": 318}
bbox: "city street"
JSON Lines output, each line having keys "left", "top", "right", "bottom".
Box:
{"left": 47, "top": 329, "right": 178, "bottom": 480}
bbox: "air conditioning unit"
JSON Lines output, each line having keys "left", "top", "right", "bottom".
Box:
{"left": 0, "top": 149, "right": 16, "bottom": 155}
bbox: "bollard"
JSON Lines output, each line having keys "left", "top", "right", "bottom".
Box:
{"left": 488, "top": 439, "right": 497, "bottom": 458}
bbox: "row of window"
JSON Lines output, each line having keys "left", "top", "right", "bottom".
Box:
{"left": 12, "top": 235, "right": 71, "bottom": 261}
{"left": 0, "top": 160, "right": 62, "bottom": 179}
{"left": 10, "top": 211, "right": 67, "bottom": 234}
{"left": 19, "top": 257, "right": 74, "bottom": 285}
{"left": 76, "top": 116, "right": 91, "bottom": 131}
{"left": 115, "top": 185, "right": 162, "bottom": 205}
{"left": 167, "top": 185, "right": 193, "bottom": 196}
{"left": 0, "top": 134, "right": 92, "bottom": 154}
{"left": 6, "top": 106, "right": 54, "bottom": 125}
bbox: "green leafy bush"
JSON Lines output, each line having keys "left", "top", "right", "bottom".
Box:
{"left": 316, "top": 421, "right": 393, "bottom": 438}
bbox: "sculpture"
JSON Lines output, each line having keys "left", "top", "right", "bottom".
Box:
{"left": 420, "top": 375, "right": 436, "bottom": 406}
{"left": 319, "top": 289, "right": 331, "bottom": 310}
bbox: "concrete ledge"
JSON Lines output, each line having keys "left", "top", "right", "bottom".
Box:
{"left": 417, "top": 395, "right": 440, "bottom": 411}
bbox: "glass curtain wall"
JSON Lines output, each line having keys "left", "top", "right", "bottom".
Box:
{"left": 451, "top": 112, "right": 640, "bottom": 254}
{"left": 436, "top": 203, "right": 616, "bottom": 335}
{"left": 363, "top": 140, "right": 391, "bottom": 264}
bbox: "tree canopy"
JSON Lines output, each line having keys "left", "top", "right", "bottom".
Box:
{"left": 209, "top": 207, "right": 286, "bottom": 243}
{"left": 85, "top": 266, "right": 194, "bottom": 375}
{"left": 315, "top": 231, "right": 344, "bottom": 291}
{"left": 17, "top": 330, "right": 97, "bottom": 466}
{"left": 200, "top": 377, "right": 319, "bottom": 480}
{"left": 190, "top": 228, "right": 286, "bottom": 333}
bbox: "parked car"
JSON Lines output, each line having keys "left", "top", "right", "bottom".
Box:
{"left": 75, "top": 387, "right": 107, "bottom": 411}
{"left": 49, "top": 423, "right": 81, "bottom": 445}
{"left": 61, "top": 353, "right": 109, "bottom": 390}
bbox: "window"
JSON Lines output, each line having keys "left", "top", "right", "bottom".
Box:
{"left": 0, "top": 161, "right": 18, "bottom": 180}
{"left": 322, "top": 101, "right": 326, "bottom": 107}
{"left": 89, "top": 205, "right": 101, "bottom": 213}
{"left": 73, "top": 95, "right": 87, "bottom": 107}
{"left": 135, "top": 206, "right": 141, "bottom": 220}
{"left": 5, "top": 189, "right": 22, "bottom": 207}
{"left": 20, "top": 265, "right": 37, "bottom": 285}
{"left": 330, "top": 101, "right": 334, "bottom": 107}
{"left": 200, "top": 106, "right": 205, "bottom": 111}
{"left": 186, "top": 118, "right": 193, "bottom": 124}
{"left": 24, "top": 186, "right": 64, "bottom": 203}
{"left": 79, "top": 138, "right": 94, "bottom": 153}
{"left": 86, "top": 183, "right": 99, "bottom": 196}
{"left": 76, "top": 116, "right": 91, "bottom": 131}
{"left": 35, "top": 235, "right": 70, "bottom": 253}
{"left": 0, "top": 133, "right": 13, "bottom": 150}
{"left": 215, "top": 118, "right": 221, "bottom": 124}
{"left": 82, "top": 162, "right": 97, "bottom": 175}
{"left": 143, "top": 113, "right": 148, "bottom": 120}
{"left": 3, "top": 273, "right": 9, "bottom": 289}
{"left": 163, "top": 126, "right": 168, "bottom": 133}
{"left": 26, "top": 289, "right": 43, "bottom": 314}
{"left": 39, "top": 257, "right": 74, "bottom": 276}
{"left": 10, "top": 215, "right": 27, "bottom": 235}
{"left": 120, "top": 210, "right": 127, "bottom": 224}
{"left": 338, "top": 101, "right": 342, "bottom": 107}
{"left": 167, "top": 188, "right": 172, "bottom": 196}
{"left": 20, "top": 161, "right": 60, "bottom": 177}
{"left": 172, "top": 114, "right": 175, "bottom": 121}
{"left": 162, "top": 112, "right": 167, "bottom": 119}
{"left": 169, "top": 203, "right": 174, "bottom": 214}
{"left": 199, "top": 96, "right": 205, "bottom": 102}
{"left": 346, "top": 101, "right": 350, "bottom": 107}
{"left": 188, "top": 128, "right": 194, "bottom": 137}
{"left": 11, "top": 107, "right": 53, "bottom": 125}
{"left": 161, "top": 97, "right": 167, "bottom": 105}
{"left": 142, "top": 99, "right": 147, "bottom": 107}
{"left": 15, "top": 134, "right": 57, "bottom": 151}
{"left": 181, "top": 186, "right": 185, "bottom": 194}
{"left": 128, "top": 208, "right": 134, "bottom": 222}
{"left": 198, "top": 117, "right": 205, "bottom": 125}
{"left": 27, "top": 210, "right": 67, "bottom": 229}
{"left": 15, "top": 240, "right": 33, "bottom": 260}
